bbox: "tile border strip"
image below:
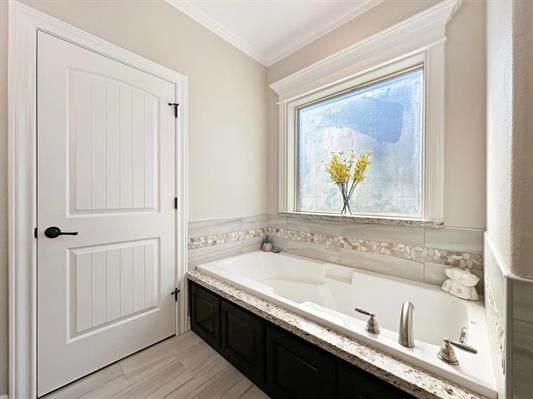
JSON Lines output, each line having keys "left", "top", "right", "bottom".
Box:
{"left": 188, "top": 227, "right": 265, "bottom": 250}
{"left": 266, "top": 227, "right": 483, "bottom": 270}
{"left": 188, "top": 225, "right": 483, "bottom": 270}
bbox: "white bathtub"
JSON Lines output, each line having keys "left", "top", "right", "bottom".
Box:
{"left": 197, "top": 251, "right": 497, "bottom": 398}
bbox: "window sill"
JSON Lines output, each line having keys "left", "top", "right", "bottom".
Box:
{"left": 280, "top": 212, "right": 444, "bottom": 228}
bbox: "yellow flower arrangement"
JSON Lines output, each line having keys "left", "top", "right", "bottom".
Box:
{"left": 324, "top": 150, "right": 373, "bottom": 215}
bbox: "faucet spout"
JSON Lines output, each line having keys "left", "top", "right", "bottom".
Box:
{"left": 399, "top": 301, "right": 415, "bottom": 348}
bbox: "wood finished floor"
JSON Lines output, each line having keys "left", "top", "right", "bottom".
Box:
{"left": 44, "top": 331, "right": 270, "bottom": 399}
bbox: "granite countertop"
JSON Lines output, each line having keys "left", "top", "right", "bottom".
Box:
{"left": 187, "top": 269, "right": 488, "bottom": 399}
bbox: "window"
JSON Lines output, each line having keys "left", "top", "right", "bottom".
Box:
{"left": 271, "top": 5, "right": 454, "bottom": 223}
{"left": 296, "top": 68, "right": 424, "bottom": 218}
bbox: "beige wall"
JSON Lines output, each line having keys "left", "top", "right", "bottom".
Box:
{"left": 511, "top": 0, "right": 533, "bottom": 279}
{"left": 486, "top": 0, "right": 533, "bottom": 279}
{"left": 485, "top": 2, "right": 533, "bottom": 398}
{"left": 18, "top": 0, "right": 269, "bottom": 221}
{"left": 0, "top": 0, "right": 269, "bottom": 394}
{"left": 486, "top": 0, "right": 512, "bottom": 274}
{"left": 0, "top": 0, "right": 7, "bottom": 394}
{"left": 267, "top": 0, "right": 487, "bottom": 229}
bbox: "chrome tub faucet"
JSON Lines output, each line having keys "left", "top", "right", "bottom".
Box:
{"left": 399, "top": 301, "right": 415, "bottom": 348}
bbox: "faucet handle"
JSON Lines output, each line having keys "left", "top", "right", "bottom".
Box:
{"left": 450, "top": 339, "right": 477, "bottom": 354}
{"left": 355, "top": 308, "right": 380, "bottom": 334}
{"left": 438, "top": 338, "right": 477, "bottom": 365}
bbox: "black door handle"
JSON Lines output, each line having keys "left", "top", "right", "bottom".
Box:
{"left": 44, "top": 226, "right": 79, "bottom": 239}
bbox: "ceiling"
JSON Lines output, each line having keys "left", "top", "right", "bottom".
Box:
{"left": 166, "top": 0, "right": 383, "bottom": 66}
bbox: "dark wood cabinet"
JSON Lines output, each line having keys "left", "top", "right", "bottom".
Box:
{"left": 190, "top": 282, "right": 220, "bottom": 349}
{"left": 220, "top": 300, "right": 265, "bottom": 385}
{"left": 266, "top": 325, "right": 336, "bottom": 399}
{"left": 338, "top": 358, "right": 413, "bottom": 399}
{"left": 189, "top": 280, "right": 414, "bottom": 399}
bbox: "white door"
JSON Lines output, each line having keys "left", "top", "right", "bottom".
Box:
{"left": 37, "top": 31, "right": 177, "bottom": 396}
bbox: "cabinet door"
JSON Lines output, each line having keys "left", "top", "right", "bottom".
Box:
{"left": 338, "top": 360, "right": 414, "bottom": 399}
{"left": 266, "top": 325, "right": 336, "bottom": 399}
{"left": 220, "top": 300, "right": 265, "bottom": 385}
{"left": 190, "top": 282, "right": 220, "bottom": 349}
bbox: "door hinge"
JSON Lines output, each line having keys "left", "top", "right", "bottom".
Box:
{"left": 168, "top": 102, "right": 179, "bottom": 118}
{"left": 174, "top": 197, "right": 178, "bottom": 210}
{"left": 171, "top": 287, "right": 180, "bottom": 302}
{"left": 34, "top": 227, "right": 38, "bottom": 239}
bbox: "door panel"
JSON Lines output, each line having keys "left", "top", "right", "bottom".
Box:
{"left": 37, "top": 31, "right": 177, "bottom": 395}
{"left": 69, "top": 70, "right": 159, "bottom": 214}
{"left": 69, "top": 240, "right": 159, "bottom": 336}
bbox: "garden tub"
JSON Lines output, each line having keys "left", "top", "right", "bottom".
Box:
{"left": 196, "top": 251, "right": 497, "bottom": 398}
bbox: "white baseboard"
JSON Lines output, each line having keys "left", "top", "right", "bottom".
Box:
{"left": 0, "top": 394, "right": 9, "bottom": 399}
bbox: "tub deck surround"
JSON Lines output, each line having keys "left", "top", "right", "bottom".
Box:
{"left": 265, "top": 226, "right": 483, "bottom": 269}
{"left": 192, "top": 252, "right": 496, "bottom": 398}
{"left": 187, "top": 214, "right": 484, "bottom": 287}
{"left": 188, "top": 227, "right": 265, "bottom": 250}
{"left": 187, "top": 269, "right": 490, "bottom": 399}
{"left": 188, "top": 215, "right": 269, "bottom": 267}
{"left": 188, "top": 215, "right": 268, "bottom": 249}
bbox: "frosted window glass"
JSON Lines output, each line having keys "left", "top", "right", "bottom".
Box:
{"left": 296, "top": 68, "right": 423, "bottom": 217}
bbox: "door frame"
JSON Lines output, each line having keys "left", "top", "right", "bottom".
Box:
{"left": 7, "top": 2, "right": 189, "bottom": 397}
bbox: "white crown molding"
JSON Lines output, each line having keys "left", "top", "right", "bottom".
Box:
{"left": 266, "top": 0, "right": 384, "bottom": 66}
{"left": 270, "top": 0, "right": 462, "bottom": 102}
{"left": 165, "top": 0, "right": 268, "bottom": 65}
{"left": 165, "top": 0, "right": 382, "bottom": 67}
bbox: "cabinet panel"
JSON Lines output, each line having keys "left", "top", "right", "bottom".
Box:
{"left": 266, "top": 325, "right": 336, "bottom": 399}
{"left": 221, "top": 300, "right": 265, "bottom": 385}
{"left": 338, "top": 360, "right": 414, "bottom": 399}
{"left": 188, "top": 280, "right": 418, "bottom": 399}
{"left": 190, "top": 282, "right": 220, "bottom": 349}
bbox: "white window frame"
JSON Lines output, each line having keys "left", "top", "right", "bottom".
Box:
{"left": 270, "top": 0, "right": 461, "bottom": 223}
{"left": 290, "top": 56, "right": 426, "bottom": 219}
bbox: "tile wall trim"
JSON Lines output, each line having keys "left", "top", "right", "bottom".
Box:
{"left": 484, "top": 232, "right": 533, "bottom": 398}
{"left": 483, "top": 233, "right": 508, "bottom": 398}
{"left": 485, "top": 275, "right": 506, "bottom": 372}
{"left": 511, "top": 277, "right": 533, "bottom": 398}
{"left": 266, "top": 227, "right": 483, "bottom": 270}
{"left": 188, "top": 214, "right": 484, "bottom": 276}
{"left": 188, "top": 227, "right": 264, "bottom": 250}
{"left": 187, "top": 214, "right": 269, "bottom": 268}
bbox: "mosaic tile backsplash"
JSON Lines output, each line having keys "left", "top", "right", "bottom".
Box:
{"left": 264, "top": 227, "right": 482, "bottom": 269}
{"left": 188, "top": 213, "right": 484, "bottom": 287}
{"left": 188, "top": 227, "right": 265, "bottom": 250}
